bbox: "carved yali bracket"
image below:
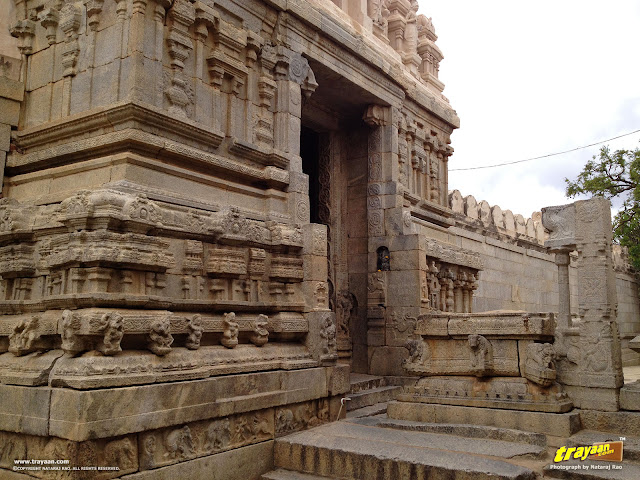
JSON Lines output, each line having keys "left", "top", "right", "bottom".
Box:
{"left": 541, "top": 203, "right": 576, "bottom": 250}
{"left": 249, "top": 314, "right": 269, "bottom": 347}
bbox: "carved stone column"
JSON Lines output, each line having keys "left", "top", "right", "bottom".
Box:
{"left": 542, "top": 198, "right": 623, "bottom": 411}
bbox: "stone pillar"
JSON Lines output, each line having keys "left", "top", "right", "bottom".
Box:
{"left": 554, "top": 251, "right": 571, "bottom": 330}
{"left": 275, "top": 50, "right": 317, "bottom": 224}
{"left": 542, "top": 197, "right": 623, "bottom": 411}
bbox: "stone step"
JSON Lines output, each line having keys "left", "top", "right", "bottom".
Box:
{"left": 346, "top": 385, "right": 402, "bottom": 411}
{"left": 565, "top": 431, "right": 640, "bottom": 463}
{"left": 388, "top": 401, "right": 582, "bottom": 437}
{"left": 356, "top": 416, "right": 547, "bottom": 447}
{"left": 580, "top": 410, "right": 640, "bottom": 437}
{"left": 345, "top": 403, "right": 387, "bottom": 419}
{"left": 261, "top": 468, "right": 335, "bottom": 480}
{"left": 348, "top": 373, "right": 385, "bottom": 393}
{"left": 274, "top": 421, "right": 541, "bottom": 480}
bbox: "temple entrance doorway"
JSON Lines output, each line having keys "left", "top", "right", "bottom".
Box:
{"left": 300, "top": 60, "right": 384, "bottom": 374}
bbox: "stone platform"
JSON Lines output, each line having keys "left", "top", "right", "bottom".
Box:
{"left": 263, "top": 413, "right": 640, "bottom": 480}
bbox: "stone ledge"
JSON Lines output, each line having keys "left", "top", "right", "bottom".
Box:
{"left": 47, "top": 368, "right": 328, "bottom": 441}
{"left": 0, "top": 367, "right": 330, "bottom": 442}
{"left": 387, "top": 401, "right": 581, "bottom": 437}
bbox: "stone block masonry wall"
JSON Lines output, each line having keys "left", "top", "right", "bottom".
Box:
{"left": 614, "top": 245, "right": 640, "bottom": 366}
{"left": 0, "top": 53, "right": 22, "bottom": 198}
{"left": 447, "top": 190, "right": 640, "bottom": 366}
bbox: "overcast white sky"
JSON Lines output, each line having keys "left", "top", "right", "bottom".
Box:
{"left": 418, "top": 1, "right": 640, "bottom": 218}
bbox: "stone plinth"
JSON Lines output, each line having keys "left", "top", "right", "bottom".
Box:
{"left": 401, "top": 311, "right": 571, "bottom": 412}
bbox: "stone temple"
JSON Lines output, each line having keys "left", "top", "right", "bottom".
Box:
{"left": 0, "top": 0, "right": 639, "bottom": 478}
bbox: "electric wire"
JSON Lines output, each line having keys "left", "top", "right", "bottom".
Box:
{"left": 449, "top": 129, "right": 640, "bottom": 171}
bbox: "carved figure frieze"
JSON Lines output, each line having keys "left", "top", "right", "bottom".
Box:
{"left": 205, "top": 418, "right": 230, "bottom": 452}
{"left": 164, "top": 426, "right": 194, "bottom": 460}
{"left": 148, "top": 316, "right": 173, "bottom": 355}
{"left": 276, "top": 400, "right": 329, "bottom": 435}
{"left": 221, "top": 312, "right": 239, "bottom": 348}
{"left": 403, "top": 337, "right": 427, "bottom": 368}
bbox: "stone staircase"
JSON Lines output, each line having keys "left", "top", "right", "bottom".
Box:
{"left": 260, "top": 375, "right": 640, "bottom": 480}
{"left": 343, "top": 373, "right": 402, "bottom": 418}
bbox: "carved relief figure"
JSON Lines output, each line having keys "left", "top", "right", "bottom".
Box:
{"left": 336, "top": 291, "right": 357, "bottom": 345}
{"left": 205, "top": 418, "right": 230, "bottom": 452}
{"left": 185, "top": 314, "right": 203, "bottom": 350}
{"left": 368, "top": 272, "right": 386, "bottom": 305}
{"left": 98, "top": 312, "right": 124, "bottom": 355}
{"left": 249, "top": 314, "right": 269, "bottom": 347}
{"left": 468, "top": 334, "right": 493, "bottom": 376}
{"left": 524, "top": 343, "right": 557, "bottom": 386}
{"left": 148, "top": 316, "right": 173, "bottom": 355}
{"left": 164, "top": 426, "right": 194, "bottom": 460}
{"left": 221, "top": 312, "right": 239, "bottom": 348}
{"left": 8, "top": 316, "right": 41, "bottom": 356}
{"left": 404, "top": 337, "right": 426, "bottom": 365}
{"left": 61, "top": 309, "right": 83, "bottom": 354}
{"left": 320, "top": 315, "right": 337, "bottom": 356}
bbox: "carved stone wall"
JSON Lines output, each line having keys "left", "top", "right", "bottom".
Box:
{"left": 0, "top": 0, "right": 465, "bottom": 475}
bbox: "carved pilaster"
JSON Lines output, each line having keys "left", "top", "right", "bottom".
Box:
{"left": 10, "top": 19, "right": 36, "bottom": 56}
{"left": 40, "top": 8, "right": 60, "bottom": 45}
{"left": 59, "top": 2, "right": 82, "bottom": 77}
{"left": 165, "top": 0, "right": 196, "bottom": 118}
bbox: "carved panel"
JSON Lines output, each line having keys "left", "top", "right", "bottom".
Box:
{"left": 206, "top": 247, "right": 247, "bottom": 276}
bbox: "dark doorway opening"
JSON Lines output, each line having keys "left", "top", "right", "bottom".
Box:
{"left": 300, "top": 126, "right": 321, "bottom": 225}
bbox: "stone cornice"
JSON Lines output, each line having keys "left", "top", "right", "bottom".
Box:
{"left": 14, "top": 101, "right": 225, "bottom": 152}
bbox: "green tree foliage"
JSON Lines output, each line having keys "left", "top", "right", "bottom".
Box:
{"left": 565, "top": 145, "right": 640, "bottom": 271}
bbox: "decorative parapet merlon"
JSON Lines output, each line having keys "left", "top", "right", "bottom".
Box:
{"left": 448, "top": 189, "right": 547, "bottom": 244}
